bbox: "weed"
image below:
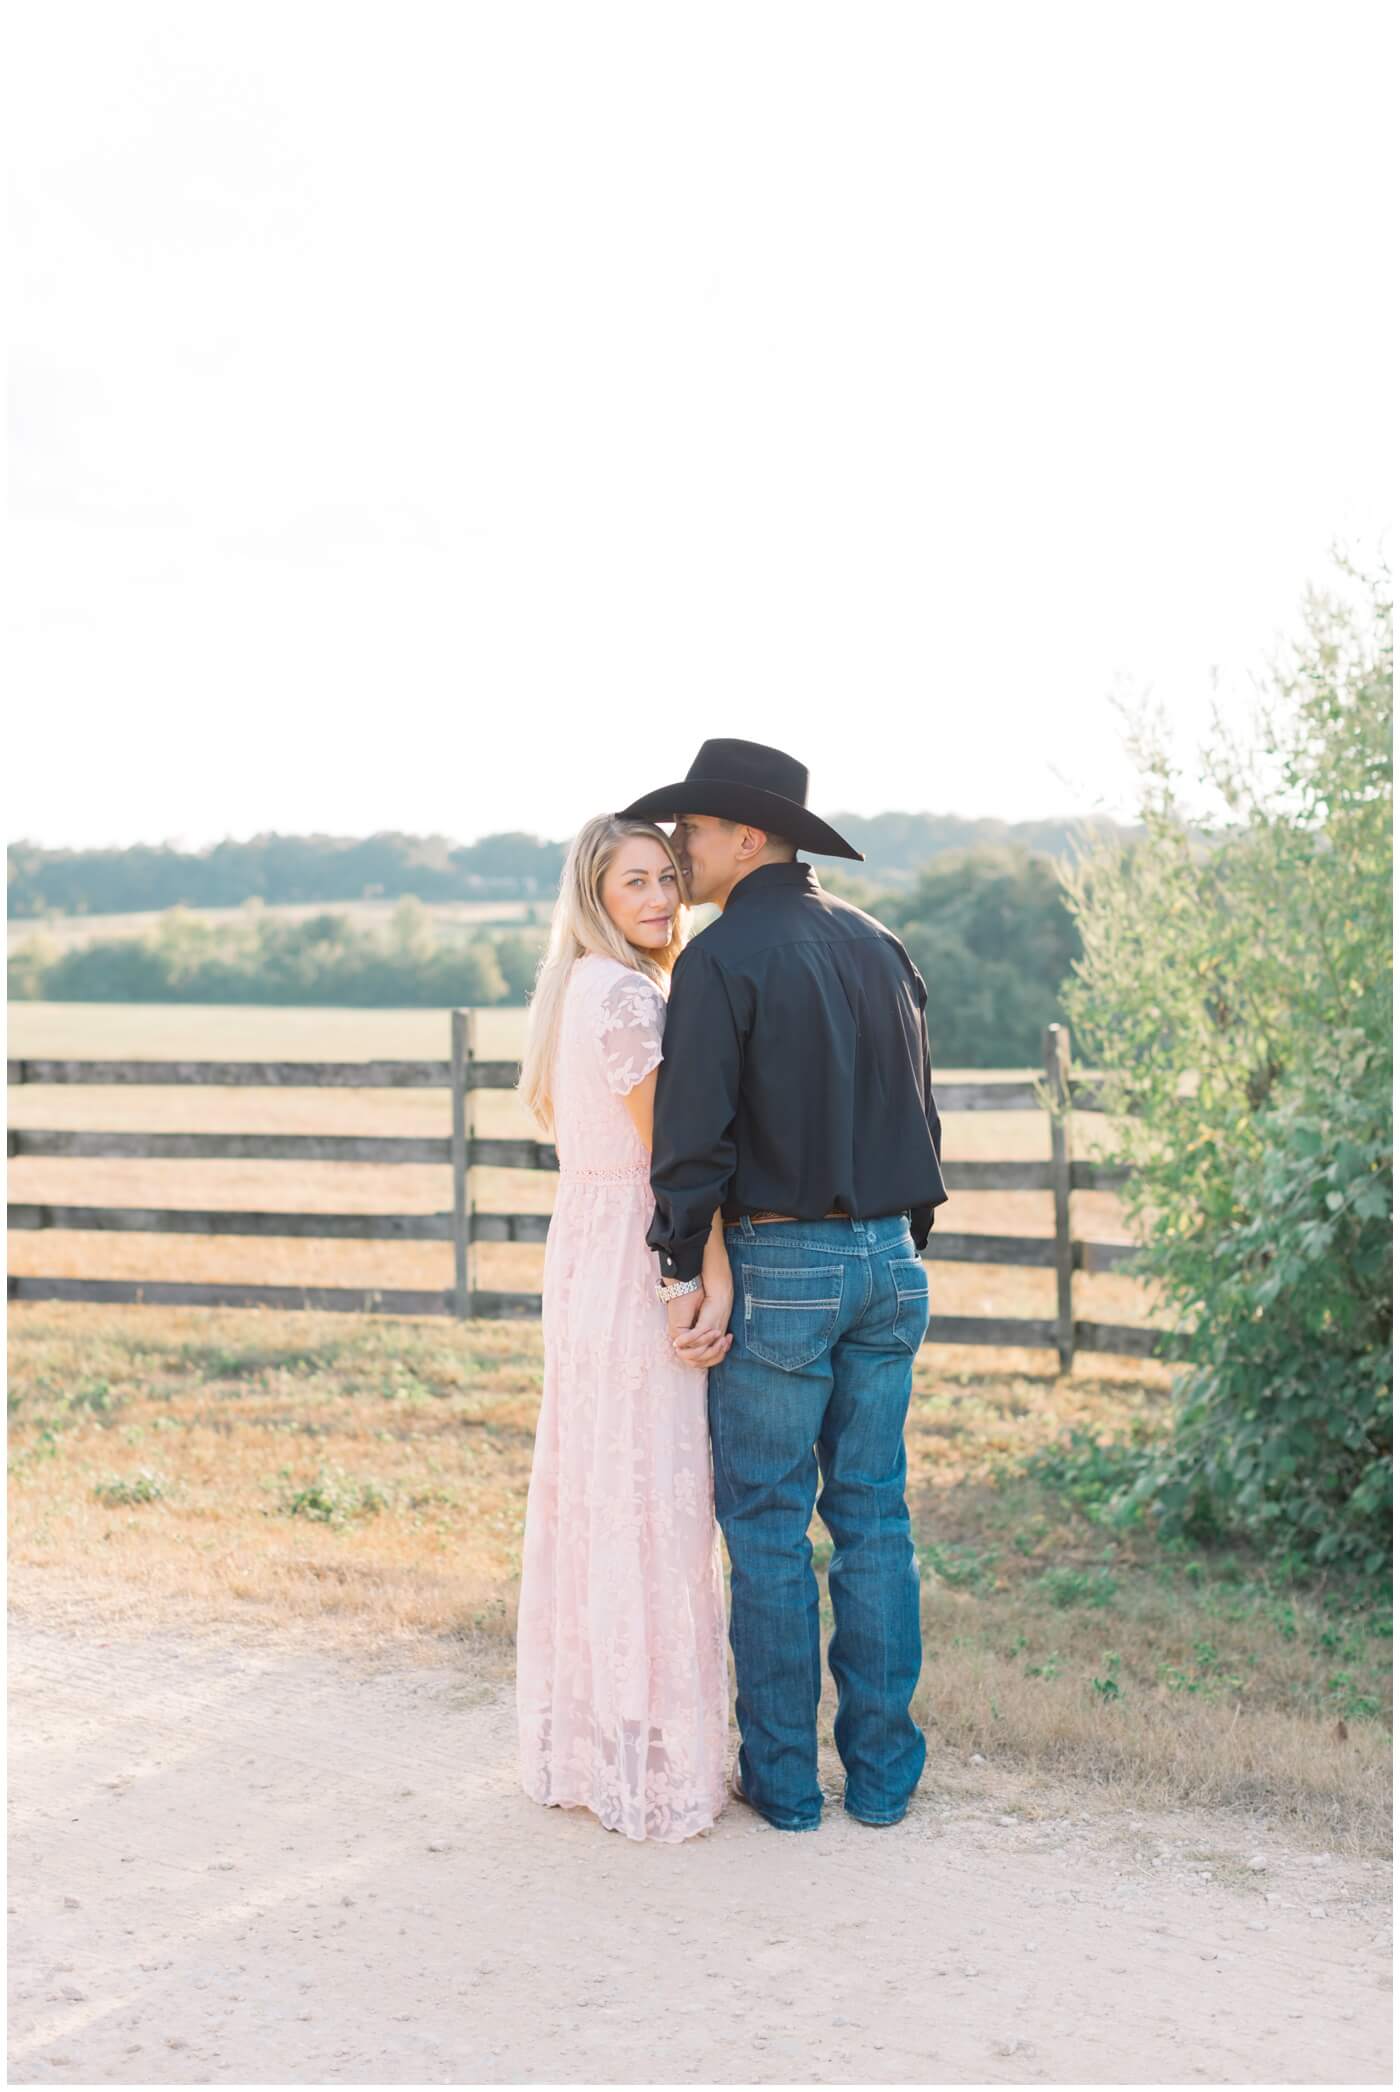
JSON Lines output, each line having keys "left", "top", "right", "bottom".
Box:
{"left": 1091, "top": 1653, "right": 1123, "bottom": 1702}
{"left": 381, "top": 1369, "right": 436, "bottom": 1404}
{"left": 92, "top": 1467, "right": 167, "bottom": 1506}
{"left": 1037, "top": 1565, "right": 1119, "bottom": 1610}
{"left": 920, "top": 1540, "right": 998, "bottom": 1591}
{"left": 278, "top": 1466, "right": 390, "bottom": 1526}
{"left": 1327, "top": 1673, "right": 1386, "bottom": 1721}
{"left": 69, "top": 1381, "right": 118, "bottom": 1415}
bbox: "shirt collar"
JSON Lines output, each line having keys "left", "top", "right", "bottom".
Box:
{"left": 721, "top": 860, "right": 820, "bottom": 909}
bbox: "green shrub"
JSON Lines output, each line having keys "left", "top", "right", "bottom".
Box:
{"left": 1061, "top": 560, "right": 1392, "bottom": 1570}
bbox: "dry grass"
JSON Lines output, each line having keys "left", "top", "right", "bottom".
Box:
{"left": 9, "top": 1304, "right": 1391, "bottom": 1854}
{"left": 906, "top": 1450, "right": 1391, "bottom": 1848}
{"left": 8, "top": 1310, "right": 533, "bottom": 1649}
{"left": 7, "top": 1004, "right": 1392, "bottom": 1852}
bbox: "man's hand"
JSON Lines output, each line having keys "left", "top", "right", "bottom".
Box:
{"left": 671, "top": 1275, "right": 734, "bottom": 1370}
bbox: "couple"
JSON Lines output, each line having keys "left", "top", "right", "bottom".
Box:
{"left": 515, "top": 738, "right": 948, "bottom": 1842}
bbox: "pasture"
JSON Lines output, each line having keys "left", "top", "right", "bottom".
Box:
{"left": 6, "top": 896, "right": 537, "bottom": 958}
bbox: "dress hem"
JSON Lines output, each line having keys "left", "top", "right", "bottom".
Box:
{"left": 522, "top": 1783, "right": 726, "bottom": 1843}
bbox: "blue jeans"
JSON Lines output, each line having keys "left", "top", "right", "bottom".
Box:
{"left": 707, "top": 1212, "right": 930, "bottom": 1830}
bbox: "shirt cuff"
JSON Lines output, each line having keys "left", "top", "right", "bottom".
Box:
{"left": 656, "top": 1234, "right": 708, "bottom": 1284}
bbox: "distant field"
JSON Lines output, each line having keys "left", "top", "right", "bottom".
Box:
{"left": 8, "top": 1002, "right": 1156, "bottom": 1347}
{"left": 7, "top": 897, "right": 539, "bottom": 956}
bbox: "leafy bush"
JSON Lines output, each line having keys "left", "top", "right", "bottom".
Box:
{"left": 1061, "top": 560, "right": 1392, "bottom": 1570}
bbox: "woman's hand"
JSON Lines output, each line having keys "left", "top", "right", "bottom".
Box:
{"left": 672, "top": 1268, "right": 734, "bottom": 1370}
{"left": 672, "top": 1298, "right": 732, "bottom": 1368}
{"left": 669, "top": 1208, "right": 735, "bottom": 1368}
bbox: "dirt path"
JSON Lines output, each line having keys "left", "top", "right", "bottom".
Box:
{"left": 8, "top": 1615, "right": 1391, "bottom": 2086}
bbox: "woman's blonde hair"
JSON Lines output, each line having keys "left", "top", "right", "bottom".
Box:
{"left": 517, "top": 814, "right": 689, "bottom": 1135}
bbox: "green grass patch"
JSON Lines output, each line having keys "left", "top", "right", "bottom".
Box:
{"left": 274, "top": 1464, "right": 392, "bottom": 1526}
{"left": 1036, "top": 1563, "right": 1119, "bottom": 1609}
{"left": 92, "top": 1467, "right": 168, "bottom": 1506}
{"left": 911, "top": 1440, "right": 1392, "bottom": 1742}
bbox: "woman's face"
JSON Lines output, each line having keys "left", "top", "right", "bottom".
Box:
{"left": 599, "top": 835, "right": 682, "bottom": 952}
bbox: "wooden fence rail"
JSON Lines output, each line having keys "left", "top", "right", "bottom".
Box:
{"left": 7, "top": 1021, "right": 1184, "bottom": 1365}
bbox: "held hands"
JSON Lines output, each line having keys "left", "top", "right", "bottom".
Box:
{"left": 666, "top": 1281, "right": 734, "bottom": 1370}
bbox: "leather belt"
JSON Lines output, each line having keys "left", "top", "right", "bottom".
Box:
{"left": 725, "top": 1209, "right": 847, "bottom": 1226}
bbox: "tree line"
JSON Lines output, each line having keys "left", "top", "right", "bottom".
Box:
{"left": 6, "top": 830, "right": 567, "bottom": 916}
{"left": 8, "top": 853, "right": 1083, "bottom": 1065}
{"left": 8, "top": 810, "right": 1133, "bottom": 918}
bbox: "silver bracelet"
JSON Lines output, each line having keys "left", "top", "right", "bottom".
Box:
{"left": 655, "top": 1274, "right": 703, "bottom": 1304}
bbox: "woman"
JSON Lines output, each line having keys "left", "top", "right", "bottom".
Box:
{"left": 515, "top": 814, "right": 733, "bottom": 1841}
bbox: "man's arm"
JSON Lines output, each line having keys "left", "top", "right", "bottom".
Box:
{"left": 909, "top": 982, "right": 943, "bottom": 1254}
{"left": 647, "top": 942, "right": 744, "bottom": 1282}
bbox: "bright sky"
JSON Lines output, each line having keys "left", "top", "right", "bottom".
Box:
{"left": 9, "top": 0, "right": 1394, "bottom": 853}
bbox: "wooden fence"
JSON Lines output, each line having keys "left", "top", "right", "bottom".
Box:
{"left": 8, "top": 1018, "right": 1184, "bottom": 1367}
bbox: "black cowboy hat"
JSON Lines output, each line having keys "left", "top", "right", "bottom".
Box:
{"left": 616, "top": 738, "right": 863, "bottom": 861}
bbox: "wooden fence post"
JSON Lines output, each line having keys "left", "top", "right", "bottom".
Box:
{"left": 465, "top": 1009, "right": 480, "bottom": 1313}
{"left": 1043, "top": 1022, "right": 1075, "bottom": 1372}
{"left": 450, "top": 1009, "right": 475, "bottom": 1319}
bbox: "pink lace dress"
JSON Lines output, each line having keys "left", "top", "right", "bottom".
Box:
{"left": 515, "top": 952, "right": 731, "bottom": 1841}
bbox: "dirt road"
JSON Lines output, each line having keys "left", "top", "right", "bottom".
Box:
{"left": 8, "top": 1615, "right": 1391, "bottom": 2085}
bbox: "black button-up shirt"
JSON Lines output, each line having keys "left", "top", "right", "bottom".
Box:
{"left": 647, "top": 859, "right": 948, "bottom": 1280}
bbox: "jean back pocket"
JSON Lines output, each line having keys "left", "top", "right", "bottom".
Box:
{"left": 887, "top": 1254, "right": 930, "bottom": 1355}
{"left": 740, "top": 1261, "right": 844, "bottom": 1372}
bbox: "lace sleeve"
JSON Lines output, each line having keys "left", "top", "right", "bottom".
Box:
{"left": 597, "top": 969, "right": 666, "bottom": 1096}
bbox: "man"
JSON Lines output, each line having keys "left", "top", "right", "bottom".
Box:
{"left": 617, "top": 738, "right": 948, "bottom": 1832}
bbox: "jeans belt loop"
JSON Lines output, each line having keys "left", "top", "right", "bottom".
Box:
{"left": 738, "top": 1214, "right": 757, "bottom": 1243}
